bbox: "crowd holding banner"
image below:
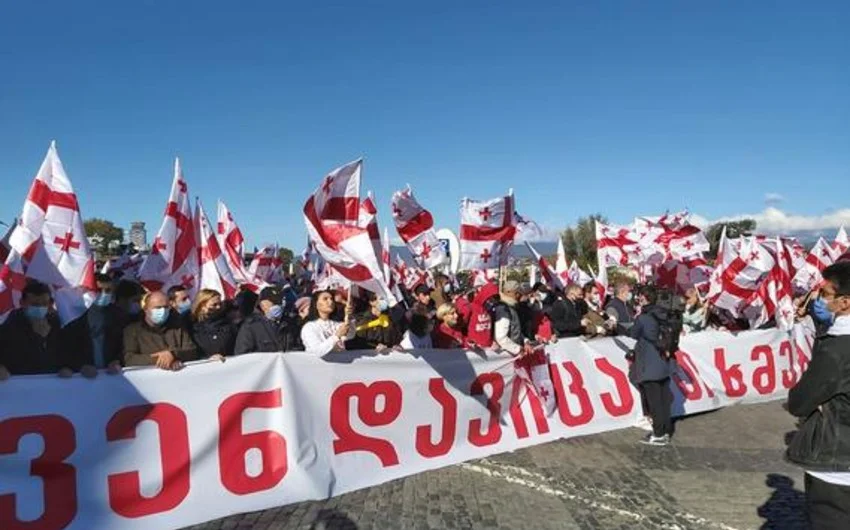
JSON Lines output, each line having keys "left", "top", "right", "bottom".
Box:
{"left": 1, "top": 142, "right": 850, "bottom": 528}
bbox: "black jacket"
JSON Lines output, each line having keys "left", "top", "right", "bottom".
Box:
{"left": 786, "top": 334, "right": 850, "bottom": 471}
{"left": 550, "top": 298, "right": 584, "bottom": 338}
{"left": 628, "top": 305, "right": 673, "bottom": 384}
{"left": 234, "top": 312, "right": 302, "bottom": 354}
{"left": 62, "top": 305, "right": 129, "bottom": 369}
{"left": 0, "top": 310, "right": 70, "bottom": 375}
{"left": 605, "top": 298, "right": 635, "bottom": 335}
{"left": 192, "top": 315, "right": 238, "bottom": 358}
{"left": 354, "top": 311, "right": 402, "bottom": 349}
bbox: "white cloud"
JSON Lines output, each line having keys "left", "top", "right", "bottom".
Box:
{"left": 696, "top": 207, "right": 850, "bottom": 235}
{"left": 764, "top": 192, "right": 785, "bottom": 206}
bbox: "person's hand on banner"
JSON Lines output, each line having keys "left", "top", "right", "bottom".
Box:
{"left": 152, "top": 350, "right": 176, "bottom": 370}
{"left": 58, "top": 367, "right": 74, "bottom": 378}
{"left": 80, "top": 365, "right": 98, "bottom": 379}
{"left": 210, "top": 354, "right": 226, "bottom": 363}
{"left": 375, "top": 344, "right": 391, "bottom": 354}
{"left": 0, "top": 365, "right": 9, "bottom": 381}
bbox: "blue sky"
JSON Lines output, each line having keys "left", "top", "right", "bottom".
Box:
{"left": 1, "top": 1, "right": 848, "bottom": 250}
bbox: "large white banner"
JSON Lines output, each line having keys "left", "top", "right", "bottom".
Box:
{"left": 0, "top": 324, "right": 814, "bottom": 530}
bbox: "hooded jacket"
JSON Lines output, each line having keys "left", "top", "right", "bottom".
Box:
{"left": 628, "top": 304, "right": 673, "bottom": 383}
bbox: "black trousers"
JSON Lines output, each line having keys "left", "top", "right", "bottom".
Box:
{"left": 806, "top": 473, "right": 850, "bottom": 529}
{"left": 639, "top": 379, "right": 672, "bottom": 437}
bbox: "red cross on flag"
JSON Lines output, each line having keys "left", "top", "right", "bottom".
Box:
{"left": 707, "top": 230, "right": 769, "bottom": 319}
{"left": 391, "top": 186, "right": 447, "bottom": 270}
{"left": 793, "top": 237, "right": 839, "bottom": 292}
{"left": 216, "top": 200, "right": 258, "bottom": 288}
{"left": 304, "top": 160, "right": 397, "bottom": 305}
{"left": 0, "top": 142, "right": 96, "bottom": 325}
{"left": 595, "top": 221, "right": 639, "bottom": 267}
{"left": 459, "top": 193, "right": 516, "bottom": 270}
{"left": 833, "top": 226, "right": 849, "bottom": 254}
{"left": 247, "top": 245, "right": 277, "bottom": 284}
{"left": 743, "top": 237, "right": 794, "bottom": 330}
{"left": 196, "top": 199, "right": 237, "bottom": 299}
{"left": 100, "top": 250, "right": 144, "bottom": 278}
{"left": 633, "top": 211, "right": 709, "bottom": 262}
{"left": 514, "top": 348, "right": 557, "bottom": 417}
{"left": 359, "top": 191, "right": 385, "bottom": 270}
{"left": 138, "top": 157, "right": 199, "bottom": 295}
{"left": 593, "top": 256, "right": 608, "bottom": 309}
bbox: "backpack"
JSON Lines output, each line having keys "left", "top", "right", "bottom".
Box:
{"left": 649, "top": 310, "right": 683, "bottom": 359}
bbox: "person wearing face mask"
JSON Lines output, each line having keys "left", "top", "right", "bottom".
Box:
{"left": 550, "top": 284, "right": 587, "bottom": 338}
{"left": 786, "top": 262, "right": 850, "bottom": 528}
{"left": 167, "top": 285, "right": 194, "bottom": 330}
{"left": 300, "top": 289, "right": 357, "bottom": 355}
{"left": 63, "top": 273, "right": 125, "bottom": 377}
{"left": 123, "top": 291, "right": 198, "bottom": 369}
{"left": 605, "top": 282, "right": 636, "bottom": 335}
{"left": 191, "top": 289, "right": 236, "bottom": 360}
{"left": 114, "top": 279, "right": 144, "bottom": 323}
{"left": 0, "top": 281, "right": 75, "bottom": 378}
{"left": 354, "top": 291, "right": 403, "bottom": 351}
{"left": 234, "top": 286, "right": 302, "bottom": 354}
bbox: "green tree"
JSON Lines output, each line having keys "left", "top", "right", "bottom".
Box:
{"left": 84, "top": 218, "right": 124, "bottom": 258}
{"left": 277, "top": 247, "right": 295, "bottom": 266}
{"left": 705, "top": 219, "right": 756, "bottom": 258}
{"left": 560, "top": 214, "right": 608, "bottom": 271}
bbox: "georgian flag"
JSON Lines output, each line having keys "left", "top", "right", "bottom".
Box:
{"left": 196, "top": 199, "right": 238, "bottom": 299}
{"left": 633, "top": 211, "right": 709, "bottom": 262}
{"left": 100, "top": 250, "right": 144, "bottom": 278}
{"left": 304, "top": 159, "right": 397, "bottom": 305}
{"left": 834, "top": 226, "right": 849, "bottom": 254}
{"left": 217, "top": 200, "right": 256, "bottom": 287}
{"left": 525, "top": 242, "right": 563, "bottom": 290}
{"left": 138, "top": 157, "right": 199, "bottom": 296}
{"left": 2, "top": 142, "right": 97, "bottom": 325}
{"left": 567, "top": 261, "right": 593, "bottom": 287}
{"left": 391, "top": 186, "right": 447, "bottom": 270}
{"left": 595, "top": 221, "right": 639, "bottom": 267}
{"left": 458, "top": 193, "right": 516, "bottom": 270}
{"left": 514, "top": 348, "right": 557, "bottom": 417}
{"left": 793, "top": 237, "right": 839, "bottom": 292}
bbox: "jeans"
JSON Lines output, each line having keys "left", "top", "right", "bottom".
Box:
{"left": 639, "top": 378, "right": 672, "bottom": 438}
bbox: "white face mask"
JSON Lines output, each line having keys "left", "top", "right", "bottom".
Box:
{"left": 538, "top": 292, "right": 548, "bottom": 302}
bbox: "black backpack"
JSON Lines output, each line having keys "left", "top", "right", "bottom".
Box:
{"left": 649, "top": 310, "right": 683, "bottom": 359}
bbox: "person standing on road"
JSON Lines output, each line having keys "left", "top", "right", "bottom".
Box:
{"left": 786, "top": 262, "right": 850, "bottom": 528}
{"left": 629, "top": 286, "right": 674, "bottom": 446}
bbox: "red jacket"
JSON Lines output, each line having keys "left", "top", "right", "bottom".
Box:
{"left": 432, "top": 322, "right": 468, "bottom": 349}
{"left": 465, "top": 283, "right": 499, "bottom": 348}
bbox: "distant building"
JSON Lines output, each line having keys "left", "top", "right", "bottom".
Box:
{"left": 129, "top": 221, "right": 148, "bottom": 251}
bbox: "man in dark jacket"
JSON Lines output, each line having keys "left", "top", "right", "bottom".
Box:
{"left": 605, "top": 282, "right": 636, "bottom": 335}
{"left": 0, "top": 281, "right": 75, "bottom": 377}
{"left": 629, "top": 285, "right": 673, "bottom": 446}
{"left": 123, "top": 291, "right": 198, "bottom": 369}
{"left": 492, "top": 281, "right": 531, "bottom": 356}
{"left": 787, "top": 262, "right": 850, "bottom": 528}
{"left": 234, "top": 286, "right": 302, "bottom": 354}
{"left": 64, "top": 274, "right": 127, "bottom": 375}
{"left": 354, "top": 291, "right": 403, "bottom": 350}
{"left": 550, "top": 284, "right": 586, "bottom": 338}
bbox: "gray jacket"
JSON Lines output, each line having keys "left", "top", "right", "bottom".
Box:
{"left": 628, "top": 305, "right": 673, "bottom": 384}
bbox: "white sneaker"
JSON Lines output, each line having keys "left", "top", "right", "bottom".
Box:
{"left": 639, "top": 434, "right": 671, "bottom": 446}
{"left": 634, "top": 416, "right": 653, "bottom": 431}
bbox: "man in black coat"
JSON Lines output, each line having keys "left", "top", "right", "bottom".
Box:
{"left": 234, "top": 286, "right": 302, "bottom": 354}
{"left": 63, "top": 274, "right": 128, "bottom": 376}
{"left": 605, "top": 282, "right": 636, "bottom": 335}
{"left": 550, "top": 284, "right": 587, "bottom": 338}
{"left": 0, "top": 281, "right": 75, "bottom": 378}
{"left": 787, "top": 262, "right": 850, "bottom": 528}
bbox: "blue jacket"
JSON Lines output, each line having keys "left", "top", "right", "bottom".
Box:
{"left": 628, "top": 305, "right": 672, "bottom": 384}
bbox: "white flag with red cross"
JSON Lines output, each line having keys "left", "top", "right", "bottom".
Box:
{"left": 555, "top": 238, "right": 568, "bottom": 274}
{"left": 593, "top": 256, "right": 608, "bottom": 309}
{"left": 138, "top": 158, "right": 199, "bottom": 295}
{"left": 514, "top": 348, "right": 557, "bottom": 417}
{"left": 303, "top": 159, "right": 397, "bottom": 305}
{"left": 525, "top": 242, "right": 563, "bottom": 290}
{"left": 793, "top": 237, "right": 839, "bottom": 292}
{"left": 458, "top": 193, "right": 516, "bottom": 270}
{"left": 834, "top": 226, "right": 849, "bottom": 254}
{"left": 359, "top": 191, "right": 385, "bottom": 270}
{"left": 2, "top": 142, "right": 97, "bottom": 325}
{"left": 100, "top": 250, "right": 144, "bottom": 279}
{"left": 567, "top": 261, "right": 593, "bottom": 287}
{"left": 217, "top": 200, "right": 254, "bottom": 285}
{"left": 391, "top": 186, "right": 447, "bottom": 270}
{"left": 247, "top": 245, "right": 278, "bottom": 284}
{"left": 595, "top": 221, "right": 639, "bottom": 267}
{"left": 633, "top": 211, "right": 709, "bottom": 262}
{"left": 196, "top": 199, "right": 238, "bottom": 299}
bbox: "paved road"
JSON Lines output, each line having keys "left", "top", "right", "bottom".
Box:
{"left": 186, "top": 401, "right": 807, "bottom": 530}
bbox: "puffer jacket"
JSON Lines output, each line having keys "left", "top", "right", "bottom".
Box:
{"left": 628, "top": 304, "right": 673, "bottom": 384}
{"left": 786, "top": 334, "right": 850, "bottom": 471}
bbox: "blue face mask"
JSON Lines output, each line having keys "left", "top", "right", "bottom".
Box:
{"left": 148, "top": 307, "right": 170, "bottom": 326}
{"left": 377, "top": 299, "right": 389, "bottom": 312}
{"left": 94, "top": 293, "right": 114, "bottom": 307}
{"left": 128, "top": 302, "right": 142, "bottom": 315}
{"left": 24, "top": 306, "right": 49, "bottom": 321}
{"left": 176, "top": 300, "right": 192, "bottom": 315}
{"left": 811, "top": 297, "right": 835, "bottom": 325}
{"left": 265, "top": 304, "right": 283, "bottom": 321}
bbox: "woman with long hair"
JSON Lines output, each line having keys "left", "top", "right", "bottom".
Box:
{"left": 191, "top": 289, "right": 235, "bottom": 361}
{"left": 300, "top": 290, "right": 356, "bottom": 355}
